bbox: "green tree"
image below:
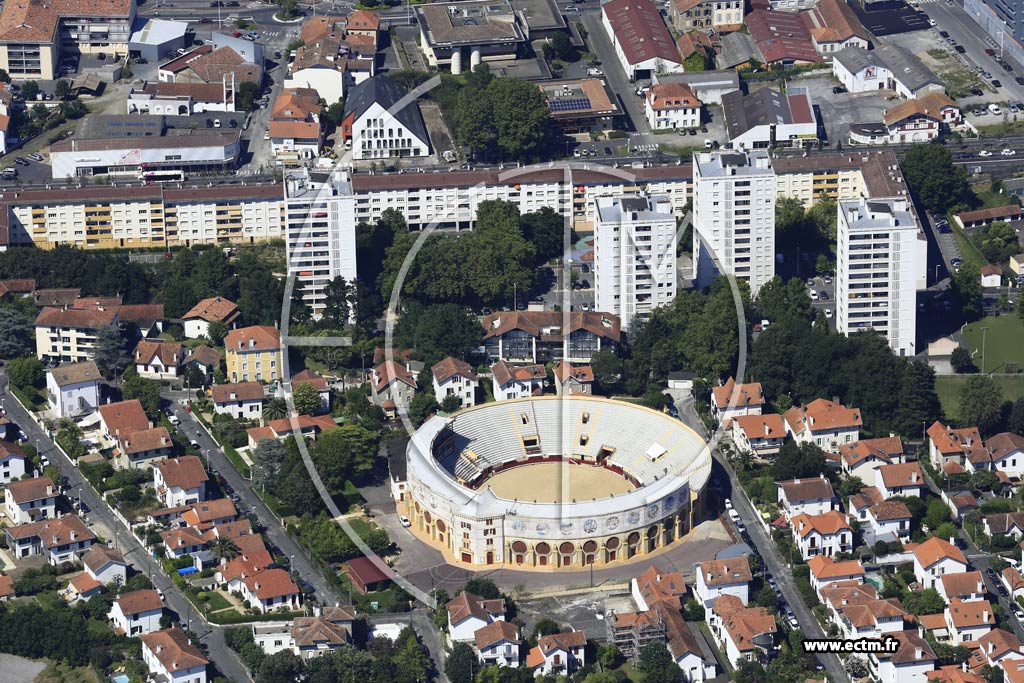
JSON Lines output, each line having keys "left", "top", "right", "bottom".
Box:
{"left": 488, "top": 78, "right": 551, "bottom": 161}
{"left": 292, "top": 382, "right": 322, "bottom": 415}
{"left": 445, "top": 642, "right": 477, "bottom": 683}
{"left": 519, "top": 206, "right": 566, "bottom": 265}
{"left": 637, "top": 641, "right": 682, "bottom": 683}
{"left": 7, "top": 355, "right": 43, "bottom": 389}
{"left": 771, "top": 442, "right": 827, "bottom": 481}
{"left": 208, "top": 537, "right": 240, "bottom": 562}
{"left": 1008, "top": 396, "right": 1024, "bottom": 434}
{"left": 440, "top": 394, "right": 463, "bottom": 413}
{"left": 815, "top": 253, "right": 833, "bottom": 275}
{"left": 0, "top": 308, "right": 33, "bottom": 358}
{"left": 952, "top": 261, "right": 984, "bottom": 321}
{"left": 924, "top": 498, "right": 951, "bottom": 531}
{"left": 597, "top": 643, "right": 621, "bottom": 670}
{"left": 160, "top": 277, "right": 196, "bottom": 319}
{"left": 257, "top": 650, "right": 305, "bottom": 683}
{"left": 902, "top": 587, "right": 947, "bottom": 616}
{"left": 277, "top": 437, "right": 323, "bottom": 517}
{"left": 893, "top": 361, "right": 943, "bottom": 437}
{"left": 392, "top": 630, "right": 431, "bottom": 683}
{"left": 589, "top": 347, "right": 623, "bottom": 391}
{"left": 236, "top": 81, "right": 259, "bottom": 111}
{"left": 252, "top": 438, "right": 286, "bottom": 493}
{"left": 959, "top": 374, "right": 1005, "bottom": 434}
{"left": 312, "top": 423, "right": 379, "bottom": 491}
{"left": 92, "top": 325, "right": 129, "bottom": 379}
{"left": 550, "top": 32, "right": 576, "bottom": 61}
{"left": 54, "top": 80, "right": 70, "bottom": 100}
{"left": 733, "top": 661, "right": 768, "bottom": 683}
{"left": 464, "top": 578, "right": 502, "bottom": 599}
{"left": 531, "top": 618, "right": 560, "bottom": 640}
{"left": 754, "top": 276, "right": 812, "bottom": 324}
{"left": 951, "top": 346, "right": 975, "bottom": 373}
{"left": 395, "top": 302, "right": 482, "bottom": 364}
{"left": 901, "top": 143, "right": 970, "bottom": 214}
{"left": 20, "top": 80, "right": 39, "bottom": 101}
{"left": 122, "top": 373, "right": 162, "bottom": 421}
{"left": 263, "top": 397, "right": 288, "bottom": 421}
{"left": 322, "top": 276, "right": 353, "bottom": 329}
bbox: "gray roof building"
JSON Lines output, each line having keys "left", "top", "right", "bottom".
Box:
{"left": 833, "top": 44, "right": 941, "bottom": 95}
{"left": 342, "top": 76, "right": 430, "bottom": 150}
{"left": 717, "top": 32, "right": 763, "bottom": 70}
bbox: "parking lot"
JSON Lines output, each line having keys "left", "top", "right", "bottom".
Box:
{"left": 793, "top": 75, "right": 891, "bottom": 146}
{"left": 848, "top": 0, "right": 931, "bottom": 36}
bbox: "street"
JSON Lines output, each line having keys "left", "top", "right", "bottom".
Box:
{"left": 0, "top": 372, "right": 254, "bottom": 683}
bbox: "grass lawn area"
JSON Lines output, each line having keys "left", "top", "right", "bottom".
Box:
{"left": 936, "top": 375, "right": 1024, "bottom": 420}
{"left": 341, "top": 480, "right": 364, "bottom": 509}
{"left": 223, "top": 445, "right": 252, "bottom": 479}
{"left": 976, "top": 120, "right": 1024, "bottom": 136}
{"left": 35, "top": 661, "right": 101, "bottom": 683}
{"left": 196, "top": 590, "right": 232, "bottom": 611}
{"left": 347, "top": 517, "right": 374, "bottom": 538}
{"left": 337, "top": 570, "right": 406, "bottom": 613}
{"left": 950, "top": 225, "right": 988, "bottom": 270}
{"left": 33, "top": 590, "right": 64, "bottom": 611}
{"left": 969, "top": 183, "right": 1014, "bottom": 210}
{"left": 963, "top": 315, "right": 1024, "bottom": 373}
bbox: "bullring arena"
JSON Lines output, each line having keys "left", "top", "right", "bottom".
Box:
{"left": 404, "top": 396, "right": 712, "bottom": 569}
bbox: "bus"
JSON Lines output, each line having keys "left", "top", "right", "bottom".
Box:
{"left": 140, "top": 169, "right": 185, "bottom": 184}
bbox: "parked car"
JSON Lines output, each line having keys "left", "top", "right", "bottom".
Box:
{"left": 971, "top": 88, "right": 985, "bottom": 96}
{"left": 955, "top": 45, "right": 966, "bottom": 53}
{"left": 13, "top": 157, "right": 28, "bottom": 166}
{"left": 400, "top": 516, "right": 412, "bottom": 527}
{"left": 1016, "top": 76, "right": 1024, "bottom": 85}
{"left": 986, "top": 48, "right": 996, "bottom": 56}
{"left": 993, "top": 79, "right": 1003, "bottom": 87}
{"left": 27, "top": 153, "right": 42, "bottom": 162}
{"left": 832, "top": 85, "right": 847, "bottom": 94}
{"left": 810, "top": 289, "right": 819, "bottom": 300}
{"left": 168, "top": 414, "right": 181, "bottom": 425}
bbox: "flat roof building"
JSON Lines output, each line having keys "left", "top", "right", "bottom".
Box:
{"left": 129, "top": 18, "right": 188, "bottom": 62}
{"left": 50, "top": 130, "right": 241, "bottom": 180}
{"left": 540, "top": 78, "right": 622, "bottom": 134}
{"left": 415, "top": 0, "right": 527, "bottom": 73}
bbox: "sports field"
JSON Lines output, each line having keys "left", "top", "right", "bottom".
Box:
{"left": 963, "top": 315, "right": 1024, "bottom": 374}
{"left": 483, "top": 462, "right": 635, "bottom": 503}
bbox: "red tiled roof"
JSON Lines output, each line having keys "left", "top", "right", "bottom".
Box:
{"left": 116, "top": 589, "right": 163, "bottom": 615}
{"left": 746, "top": 10, "right": 822, "bottom": 65}
{"left": 135, "top": 340, "right": 183, "bottom": 367}
{"left": 373, "top": 361, "right": 417, "bottom": 393}
{"left": 6, "top": 476, "right": 53, "bottom": 504}
{"left": 292, "top": 369, "right": 329, "bottom": 392}
{"left": 140, "top": 628, "right": 208, "bottom": 672}
{"left": 211, "top": 382, "right": 265, "bottom": 404}
{"left": 156, "top": 456, "right": 209, "bottom": 491}
{"left": 225, "top": 325, "right": 281, "bottom": 353}
{"left": 98, "top": 400, "right": 150, "bottom": 437}
{"left": 913, "top": 537, "right": 967, "bottom": 568}
{"left": 244, "top": 567, "right": 299, "bottom": 600}
{"left": 120, "top": 427, "right": 171, "bottom": 455}
{"left": 182, "top": 296, "right": 238, "bottom": 323}
{"left": 35, "top": 306, "right": 117, "bottom": 329}
{"left": 601, "top": 0, "right": 682, "bottom": 67}
{"left": 432, "top": 357, "right": 477, "bottom": 384}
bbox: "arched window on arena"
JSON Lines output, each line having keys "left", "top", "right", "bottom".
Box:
{"left": 583, "top": 540, "right": 597, "bottom": 565}
{"left": 512, "top": 540, "right": 527, "bottom": 564}
{"left": 559, "top": 542, "right": 575, "bottom": 566}
{"left": 606, "top": 536, "right": 620, "bottom": 562}
{"left": 536, "top": 542, "right": 551, "bottom": 566}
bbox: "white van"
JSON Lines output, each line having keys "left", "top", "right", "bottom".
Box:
{"left": 990, "top": 103, "right": 1003, "bottom": 115}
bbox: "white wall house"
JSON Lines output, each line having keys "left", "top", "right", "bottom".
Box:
{"left": 862, "top": 501, "right": 912, "bottom": 545}
{"left": 134, "top": 340, "right": 185, "bottom": 380}
{"left": 711, "top": 378, "right": 765, "bottom": 421}
{"left": 877, "top": 462, "right": 925, "bottom": 498}
{"left": 807, "top": 556, "right": 865, "bottom": 598}
{"left": 528, "top": 631, "right": 587, "bottom": 677}
{"left": 5, "top": 476, "right": 57, "bottom": 525}
{"left": 46, "top": 362, "right": 102, "bottom": 418}
{"left": 0, "top": 441, "right": 26, "bottom": 485}
{"left": 791, "top": 511, "right": 853, "bottom": 560}
{"left": 474, "top": 621, "right": 521, "bottom": 667}
{"left": 730, "top": 414, "right": 787, "bottom": 455}
{"left": 945, "top": 598, "right": 995, "bottom": 645}
{"left": 154, "top": 456, "right": 209, "bottom": 508}
{"left": 913, "top": 537, "right": 969, "bottom": 590}
{"left": 645, "top": 83, "right": 701, "bottom": 130}
{"left": 694, "top": 558, "right": 751, "bottom": 607}
{"left": 239, "top": 569, "right": 302, "bottom": 614}
{"left": 447, "top": 592, "right": 506, "bottom": 643}
{"left": 868, "top": 631, "right": 936, "bottom": 683}
{"left": 777, "top": 476, "right": 837, "bottom": 520}
{"left": 491, "top": 362, "right": 545, "bottom": 401}
{"left": 706, "top": 595, "right": 776, "bottom": 668}
{"left": 109, "top": 590, "right": 164, "bottom": 636}
{"left": 602, "top": 0, "right": 684, "bottom": 81}
{"left": 82, "top": 545, "right": 128, "bottom": 586}
{"left": 832, "top": 44, "right": 944, "bottom": 99}
{"left": 343, "top": 76, "right": 430, "bottom": 160}
{"left": 140, "top": 628, "right": 209, "bottom": 683}
{"left": 211, "top": 382, "right": 266, "bottom": 420}
{"left": 784, "top": 398, "right": 862, "bottom": 450}
{"left": 431, "top": 357, "right": 478, "bottom": 410}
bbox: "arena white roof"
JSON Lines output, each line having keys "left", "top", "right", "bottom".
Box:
{"left": 407, "top": 396, "right": 712, "bottom": 520}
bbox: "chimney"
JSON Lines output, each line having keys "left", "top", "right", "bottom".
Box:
{"left": 990, "top": 640, "right": 995, "bottom": 654}
{"left": 911, "top": 470, "right": 919, "bottom": 483}
{"left": 915, "top": 648, "right": 922, "bottom": 660}
{"left": 70, "top": 531, "right": 76, "bottom": 540}
{"left": 984, "top": 610, "right": 990, "bottom": 622}
{"left": 52, "top": 535, "right": 59, "bottom": 544}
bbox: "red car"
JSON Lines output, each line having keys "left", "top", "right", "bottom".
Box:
{"left": 986, "top": 48, "right": 996, "bottom": 56}
{"left": 232, "top": 31, "right": 242, "bottom": 37}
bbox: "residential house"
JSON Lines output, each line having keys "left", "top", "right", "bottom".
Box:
{"left": 553, "top": 361, "right": 594, "bottom": 397}
{"left": 161, "top": 527, "right": 207, "bottom": 561}
{"left": 967, "top": 432, "right": 1024, "bottom": 478}
{"left": 5, "top": 476, "right": 57, "bottom": 525}
{"left": 791, "top": 510, "right": 853, "bottom": 559}
{"left": 35, "top": 306, "right": 119, "bottom": 364}
{"left": 807, "top": 555, "right": 865, "bottom": 598}
{"left": 1004, "top": 567, "right": 1024, "bottom": 603}
{"left": 805, "top": 0, "right": 870, "bottom": 55}
{"left": 711, "top": 377, "right": 765, "bottom": 421}
{"left": 929, "top": 665, "right": 987, "bottom": 683}
{"left": 252, "top": 610, "right": 354, "bottom": 660}
{"left": 833, "top": 44, "right": 944, "bottom": 99}
{"left": 6, "top": 515, "right": 95, "bottom": 565}
{"left": 913, "top": 537, "right": 969, "bottom": 590}
{"left": 721, "top": 87, "right": 818, "bottom": 149}
{"left": 977, "top": 629, "right": 1024, "bottom": 667}
{"left": 668, "top": 0, "right": 744, "bottom": 32}
{"left": 877, "top": 462, "right": 925, "bottom": 498}
{"left": 730, "top": 414, "right": 787, "bottom": 455}
{"left": 225, "top": 325, "right": 283, "bottom": 383}
{"left": 707, "top": 594, "right": 777, "bottom": 667}
{"left": 285, "top": 34, "right": 373, "bottom": 107}
{"left": 116, "top": 426, "right": 173, "bottom": 470}
{"left": 945, "top": 598, "right": 995, "bottom": 645}
{"left": 66, "top": 571, "right": 104, "bottom": 603}
{"left": 633, "top": 565, "right": 687, "bottom": 611}
{"left": 371, "top": 361, "right": 418, "bottom": 416}
{"left": 938, "top": 571, "right": 986, "bottom": 604}
{"left": 527, "top": 631, "right": 587, "bottom": 677}
{"left": 475, "top": 621, "right": 521, "bottom": 667}
{"left": 46, "top": 361, "right": 102, "bottom": 418}
{"left": 694, "top": 557, "right": 751, "bottom": 607}
{"left": 245, "top": 415, "right": 338, "bottom": 448}
{"left": 341, "top": 76, "right": 430, "bottom": 160}
{"left": 481, "top": 311, "right": 621, "bottom": 364}
{"left": 645, "top": 83, "right": 702, "bottom": 130}
{"left": 866, "top": 93, "right": 961, "bottom": 145}
{"left": 0, "top": 440, "right": 26, "bottom": 485}
{"left": 928, "top": 420, "right": 982, "bottom": 471}
{"left": 181, "top": 499, "right": 237, "bottom": 531}
{"left": 868, "top": 630, "right": 936, "bottom": 683}
{"left": 183, "top": 346, "right": 223, "bottom": 384}
{"left": 447, "top": 591, "right": 506, "bottom": 643}
{"left": 861, "top": 500, "right": 912, "bottom": 545}
{"left": 431, "top": 357, "right": 478, "bottom": 409}
{"left": 777, "top": 476, "right": 838, "bottom": 520}
{"left": 820, "top": 582, "right": 878, "bottom": 626}
{"left": 182, "top": 296, "right": 240, "bottom": 339}
{"left": 291, "top": 369, "right": 330, "bottom": 414}
{"left": 158, "top": 43, "right": 261, "bottom": 85}
{"left": 270, "top": 87, "right": 323, "bottom": 162}
{"left": 239, "top": 568, "right": 302, "bottom": 613}
{"left": 82, "top": 544, "right": 128, "bottom": 586}
{"left": 837, "top": 597, "right": 909, "bottom": 641}
{"left": 985, "top": 511, "right": 1024, "bottom": 539}
{"left": 981, "top": 265, "right": 1004, "bottom": 288}
{"left": 784, "top": 398, "right": 862, "bottom": 449}
{"left": 109, "top": 589, "right": 164, "bottom": 636}
{"left": 98, "top": 399, "right": 151, "bottom": 442}
{"left": 838, "top": 436, "right": 905, "bottom": 487}
{"left": 491, "top": 361, "right": 546, "bottom": 401}
{"left": 154, "top": 456, "right": 209, "bottom": 508}
{"left": 216, "top": 534, "right": 274, "bottom": 590}
{"left": 211, "top": 382, "right": 266, "bottom": 420}
{"left": 134, "top": 340, "right": 185, "bottom": 380}
{"left": 140, "top": 628, "right": 209, "bottom": 683}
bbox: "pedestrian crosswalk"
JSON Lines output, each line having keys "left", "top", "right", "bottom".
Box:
{"left": 262, "top": 30, "right": 283, "bottom": 37}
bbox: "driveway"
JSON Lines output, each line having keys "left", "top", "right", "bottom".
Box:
{"left": 579, "top": 10, "right": 652, "bottom": 140}
{"left": 0, "top": 373, "right": 252, "bottom": 683}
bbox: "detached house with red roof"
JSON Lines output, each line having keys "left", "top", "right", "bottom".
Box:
{"left": 7, "top": 514, "right": 95, "bottom": 565}
{"left": 877, "top": 462, "right": 925, "bottom": 498}
{"left": 432, "top": 357, "right": 478, "bottom": 409}
{"left": 978, "top": 629, "right": 1024, "bottom": 667}
{"left": 838, "top": 436, "right": 905, "bottom": 487}
{"left": 984, "top": 511, "right": 1024, "bottom": 540}
{"left": 35, "top": 306, "right": 119, "bottom": 364}
{"left": 711, "top": 377, "right": 765, "bottom": 421}
{"left": 706, "top": 594, "right": 777, "bottom": 667}
{"left": 913, "top": 537, "right": 968, "bottom": 590}
{"left": 115, "top": 426, "right": 173, "bottom": 470}
{"left": 0, "top": 440, "right": 26, "bottom": 485}
{"left": 239, "top": 568, "right": 302, "bottom": 613}
{"left": 211, "top": 382, "right": 266, "bottom": 420}
{"left": 730, "top": 413, "right": 787, "bottom": 455}
{"left": 553, "top": 361, "right": 594, "bottom": 397}
{"left": 474, "top": 621, "right": 522, "bottom": 668}
{"left": 154, "top": 456, "right": 209, "bottom": 508}
{"left": 527, "top": 630, "right": 587, "bottom": 676}
{"left": 938, "top": 571, "right": 986, "bottom": 604}
{"left": 134, "top": 340, "right": 185, "bottom": 380}
{"left": 645, "top": 82, "right": 702, "bottom": 130}
{"left": 601, "top": 0, "right": 683, "bottom": 81}
{"left": 140, "top": 627, "right": 209, "bottom": 683}
{"left": 791, "top": 510, "right": 853, "bottom": 559}
{"left": 861, "top": 500, "right": 912, "bottom": 545}
{"left": 224, "top": 325, "right": 283, "bottom": 384}
{"left": 269, "top": 87, "right": 323, "bottom": 161}
{"left": 777, "top": 476, "right": 838, "bottom": 520}
{"left": 371, "top": 360, "right": 418, "bottom": 416}
{"left": 98, "top": 399, "right": 151, "bottom": 443}
{"left": 5, "top": 476, "right": 57, "bottom": 525}
{"left": 694, "top": 557, "right": 751, "bottom": 607}
{"left": 784, "top": 398, "right": 862, "bottom": 450}
{"left": 945, "top": 598, "right": 995, "bottom": 645}
{"left": 807, "top": 555, "right": 865, "bottom": 598}
{"left": 928, "top": 421, "right": 983, "bottom": 471}
{"left": 109, "top": 589, "right": 164, "bottom": 636}
{"left": 868, "top": 630, "right": 936, "bottom": 683}
{"left": 491, "top": 361, "right": 546, "bottom": 401}
{"left": 837, "top": 597, "right": 909, "bottom": 641}
{"left": 966, "top": 432, "right": 1024, "bottom": 478}
{"left": 446, "top": 591, "right": 507, "bottom": 643}
{"left": 182, "top": 296, "right": 240, "bottom": 339}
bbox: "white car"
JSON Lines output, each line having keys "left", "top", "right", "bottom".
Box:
{"left": 724, "top": 498, "right": 733, "bottom": 509}
{"left": 1003, "top": 149, "right": 1017, "bottom": 156}
{"left": 824, "top": 309, "right": 833, "bottom": 319}
{"left": 399, "top": 516, "right": 412, "bottom": 527}
{"left": 979, "top": 149, "right": 994, "bottom": 157}
{"left": 168, "top": 414, "right": 181, "bottom": 426}
{"left": 810, "top": 289, "right": 819, "bottom": 300}
{"left": 990, "top": 104, "right": 1003, "bottom": 115}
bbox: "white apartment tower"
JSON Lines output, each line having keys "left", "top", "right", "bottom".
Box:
{"left": 284, "top": 169, "right": 358, "bottom": 318}
{"left": 594, "top": 194, "right": 678, "bottom": 329}
{"left": 692, "top": 151, "right": 776, "bottom": 294}
{"left": 837, "top": 196, "right": 924, "bottom": 356}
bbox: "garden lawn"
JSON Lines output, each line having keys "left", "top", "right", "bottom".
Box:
{"left": 963, "top": 315, "right": 1024, "bottom": 373}
{"left": 935, "top": 375, "right": 1024, "bottom": 420}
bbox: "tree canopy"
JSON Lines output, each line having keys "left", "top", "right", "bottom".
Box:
{"left": 901, "top": 143, "right": 970, "bottom": 215}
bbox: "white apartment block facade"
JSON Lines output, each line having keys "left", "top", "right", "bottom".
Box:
{"left": 284, "top": 169, "right": 358, "bottom": 317}
{"left": 594, "top": 194, "right": 677, "bottom": 329}
{"left": 836, "top": 196, "right": 925, "bottom": 357}
{"left": 692, "top": 151, "right": 775, "bottom": 295}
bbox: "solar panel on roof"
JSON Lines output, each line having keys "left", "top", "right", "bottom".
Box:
{"left": 548, "top": 97, "right": 592, "bottom": 112}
